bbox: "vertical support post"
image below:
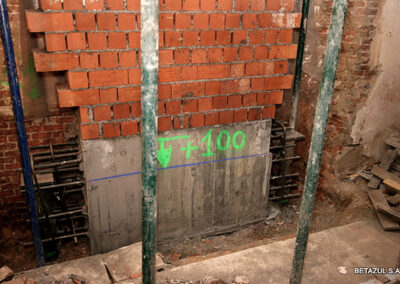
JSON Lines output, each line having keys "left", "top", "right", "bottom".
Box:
{"left": 289, "top": 0, "right": 311, "bottom": 130}
{"left": 141, "top": 0, "right": 159, "bottom": 282}
{"left": 289, "top": 0, "right": 349, "bottom": 283}
{"left": 0, "top": 0, "right": 45, "bottom": 267}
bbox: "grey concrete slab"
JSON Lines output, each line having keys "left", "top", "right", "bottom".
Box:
{"left": 151, "top": 221, "right": 400, "bottom": 284}
{"left": 103, "top": 242, "right": 165, "bottom": 282}
{"left": 18, "top": 254, "right": 109, "bottom": 283}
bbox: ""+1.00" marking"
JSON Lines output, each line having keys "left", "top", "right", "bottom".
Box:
{"left": 157, "top": 129, "right": 246, "bottom": 168}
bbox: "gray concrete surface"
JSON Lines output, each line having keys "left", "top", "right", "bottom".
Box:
{"left": 82, "top": 120, "right": 272, "bottom": 253}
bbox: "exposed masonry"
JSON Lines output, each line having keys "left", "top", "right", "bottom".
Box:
{"left": 25, "top": 0, "right": 301, "bottom": 140}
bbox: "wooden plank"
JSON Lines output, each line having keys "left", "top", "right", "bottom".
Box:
{"left": 386, "top": 194, "right": 400, "bottom": 206}
{"left": 368, "top": 150, "right": 397, "bottom": 188}
{"left": 383, "top": 179, "right": 400, "bottom": 194}
{"left": 385, "top": 136, "right": 400, "bottom": 149}
{"left": 376, "top": 204, "right": 400, "bottom": 222}
{"left": 368, "top": 190, "right": 400, "bottom": 231}
{"left": 371, "top": 165, "right": 400, "bottom": 184}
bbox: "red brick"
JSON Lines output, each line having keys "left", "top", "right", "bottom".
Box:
{"left": 172, "top": 82, "right": 205, "bottom": 98}
{"left": 57, "top": 85, "right": 100, "bottom": 107}
{"left": 216, "top": 30, "right": 231, "bottom": 45}
{"left": 271, "top": 13, "right": 301, "bottom": 28}
{"left": 67, "top": 71, "right": 88, "bottom": 89}
{"left": 113, "top": 104, "right": 131, "bottom": 119}
{"left": 224, "top": 47, "right": 238, "bottom": 62}
{"left": 193, "top": 14, "right": 209, "bottom": 29}
{"left": 158, "top": 101, "right": 165, "bottom": 115}
{"left": 228, "top": 94, "right": 241, "bottom": 107}
{"left": 200, "top": 31, "right": 215, "bottom": 46}
{"left": 119, "top": 51, "right": 137, "bottom": 67}
{"left": 235, "top": 0, "right": 249, "bottom": 10}
{"left": 87, "top": 32, "right": 107, "bottom": 50}
{"left": 159, "top": 50, "right": 173, "bottom": 65}
{"left": 103, "top": 123, "right": 120, "bottom": 138}
{"left": 265, "top": 30, "right": 279, "bottom": 44}
{"left": 45, "top": 33, "right": 66, "bottom": 52}
{"left": 159, "top": 32, "right": 164, "bottom": 48}
{"left": 118, "top": 86, "right": 141, "bottom": 102}
{"left": 249, "top": 30, "right": 263, "bottom": 44}
{"left": 198, "top": 64, "right": 229, "bottom": 79}
{"left": 191, "top": 113, "right": 204, "bottom": 127}
{"left": 251, "top": 77, "right": 264, "bottom": 91}
{"left": 226, "top": 14, "right": 240, "bottom": 28}
{"left": 231, "top": 63, "right": 244, "bottom": 77}
{"left": 158, "top": 117, "right": 172, "bottom": 131}
{"left": 243, "top": 93, "right": 256, "bottom": 106}
{"left": 239, "top": 46, "right": 253, "bottom": 61}
{"left": 175, "top": 13, "right": 191, "bottom": 29}
{"left": 109, "top": 32, "right": 127, "bottom": 49}
{"left": 220, "top": 78, "right": 250, "bottom": 93}
{"left": 131, "top": 102, "right": 141, "bottom": 117}
{"left": 245, "top": 62, "right": 274, "bottom": 76}
{"left": 256, "top": 92, "right": 270, "bottom": 105}
{"left": 258, "top": 13, "right": 272, "bottom": 27}
{"left": 165, "top": 31, "right": 182, "bottom": 47}
{"left": 126, "top": 0, "right": 140, "bottom": 10}
{"left": 165, "top": 0, "right": 181, "bottom": 10}
{"left": 251, "top": 0, "right": 264, "bottom": 10}
{"left": 217, "top": 0, "right": 232, "bottom": 10}
{"left": 192, "top": 49, "right": 207, "bottom": 64}
{"left": 269, "top": 44, "right": 298, "bottom": 59}
{"left": 128, "top": 69, "right": 142, "bottom": 84}
{"left": 205, "top": 112, "right": 218, "bottom": 125}
{"left": 266, "top": 0, "right": 280, "bottom": 10}
{"left": 118, "top": 13, "right": 136, "bottom": 30}
{"left": 33, "top": 51, "right": 78, "bottom": 72}
{"left": 160, "top": 13, "right": 174, "bottom": 29}
{"left": 205, "top": 81, "right": 220, "bottom": 95}
{"left": 80, "top": 52, "right": 99, "bottom": 69}
{"left": 159, "top": 84, "right": 172, "bottom": 99}
{"left": 121, "top": 120, "right": 138, "bottom": 136}
{"left": 198, "top": 97, "right": 212, "bottom": 111}
{"left": 93, "top": 105, "right": 111, "bottom": 121}
{"left": 264, "top": 75, "right": 293, "bottom": 90}
{"left": 106, "top": 0, "right": 124, "bottom": 10}
{"left": 270, "top": 90, "right": 284, "bottom": 104}
{"left": 86, "top": 0, "right": 104, "bottom": 9}
{"left": 200, "top": 0, "right": 215, "bottom": 11}
{"left": 63, "top": 0, "right": 83, "bottom": 10}
{"left": 213, "top": 96, "right": 227, "bottom": 109}
{"left": 79, "top": 107, "right": 90, "bottom": 123}
{"left": 166, "top": 100, "right": 181, "bottom": 115}
{"left": 210, "top": 14, "right": 225, "bottom": 29}
{"left": 262, "top": 105, "right": 276, "bottom": 118}
{"left": 181, "top": 66, "right": 198, "bottom": 81}
{"left": 279, "top": 29, "right": 293, "bottom": 43}
{"left": 219, "top": 110, "right": 233, "bottom": 124}
{"left": 67, "top": 32, "right": 86, "bottom": 50}
{"left": 183, "top": 31, "right": 198, "bottom": 46}
{"left": 128, "top": 32, "right": 141, "bottom": 48}
{"left": 26, "top": 11, "right": 74, "bottom": 32}
{"left": 208, "top": 48, "right": 223, "bottom": 63}
{"left": 100, "top": 88, "right": 117, "bottom": 103}
{"left": 39, "top": 0, "right": 61, "bottom": 10}
{"left": 89, "top": 69, "right": 128, "bottom": 87}
{"left": 80, "top": 124, "right": 99, "bottom": 140}
{"left": 183, "top": 0, "right": 199, "bottom": 10}
{"left": 255, "top": 46, "right": 268, "bottom": 60}
{"left": 232, "top": 30, "right": 247, "bottom": 44}
{"left": 183, "top": 99, "right": 198, "bottom": 113}
{"left": 275, "top": 60, "right": 288, "bottom": 74}
{"left": 97, "top": 13, "right": 116, "bottom": 30}
{"left": 76, "top": 13, "right": 96, "bottom": 31}
{"left": 281, "top": 0, "right": 295, "bottom": 11}
{"left": 242, "top": 13, "right": 258, "bottom": 28}
{"left": 248, "top": 108, "right": 262, "bottom": 120}
{"left": 159, "top": 67, "right": 181, "bottom": 82}
{"left": 174, "top": 49, "right": 190, "bottom": 64}
{"left": 100, "top": 51, "right": 118, "bottom": 68}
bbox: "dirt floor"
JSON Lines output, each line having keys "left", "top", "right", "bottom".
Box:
{"left": 0, "top": 177, "right": 375, "bottom": 274}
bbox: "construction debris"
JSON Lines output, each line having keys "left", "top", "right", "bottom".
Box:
{"left": 0, "top": 266, "right": 13, "bottom": 282}
{"left": 368, "top": 190, "right": 400, "bottom": 231}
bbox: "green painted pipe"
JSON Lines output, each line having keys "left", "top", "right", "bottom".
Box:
{"left": 289, "top": 0, "right": 311, "bottom": 130}
{"left": 289, "top": 0, "right": 349, "bottom": 283}
{"left": 140, "top": 0, "right": 159, "bottom": 282}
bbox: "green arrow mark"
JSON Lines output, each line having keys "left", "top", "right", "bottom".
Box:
{"left": 157, "top": 135, "right": 189, "bottom": 168}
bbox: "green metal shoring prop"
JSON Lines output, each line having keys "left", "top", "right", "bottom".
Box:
{"left": 289, "top": 0, "right": 349, "bottom": 283}
{"left": 140, "top": 0, "right": 159, "bottom": 282}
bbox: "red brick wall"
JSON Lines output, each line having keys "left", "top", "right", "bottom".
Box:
{"left": 26, "top": 0, "right": 301, "bottom": 140}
